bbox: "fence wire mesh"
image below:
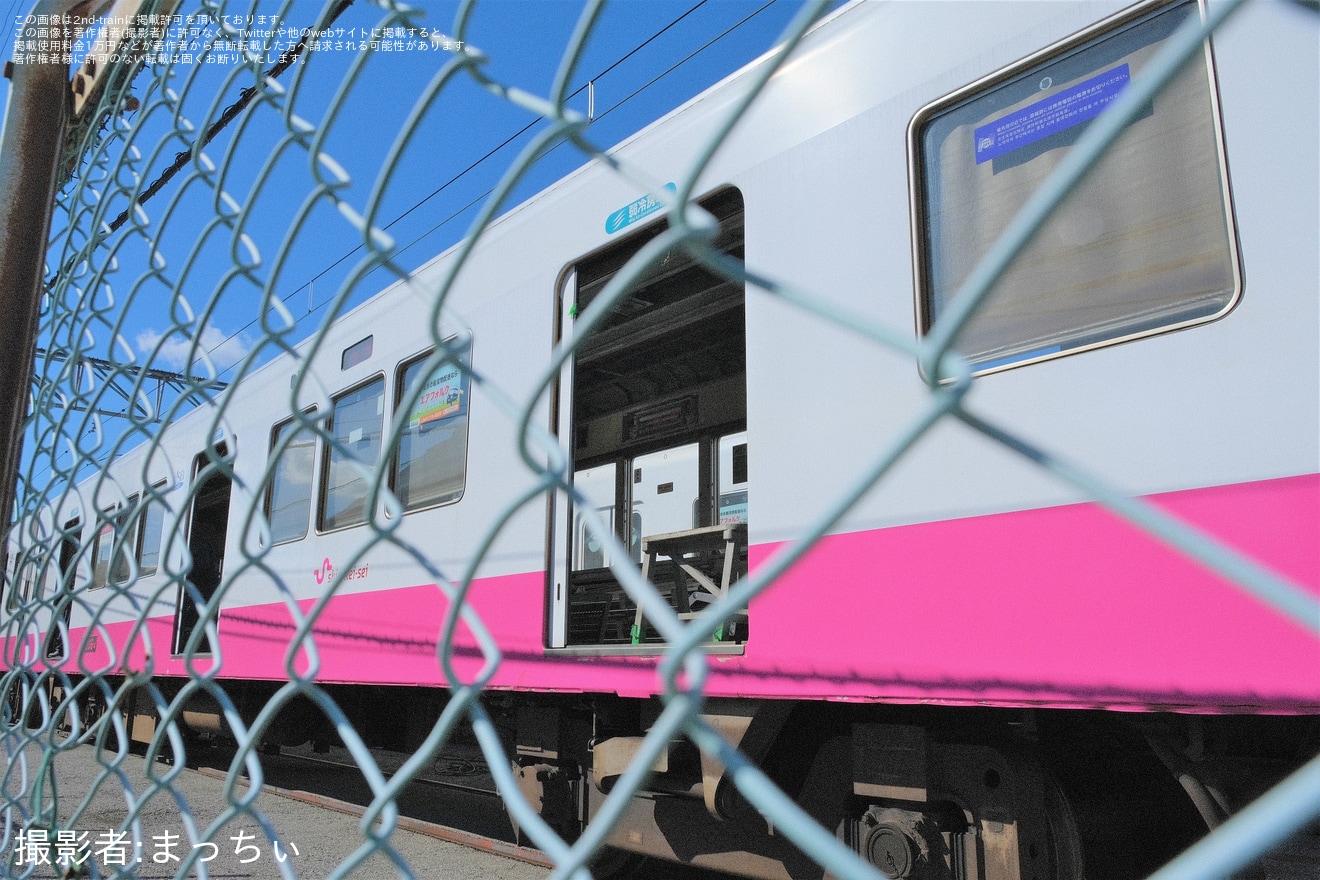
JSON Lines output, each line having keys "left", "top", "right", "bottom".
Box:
{"left": 1, "top": 0, "right": 1317, "bottom": 879}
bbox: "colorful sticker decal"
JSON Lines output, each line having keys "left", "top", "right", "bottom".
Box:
{"left": 719, "top": 490, "right": 748, "bottom": 525}
{"left": 974, "top": 64, "right": 1130, "bottom": 164}
{"left": 409, "top": 362, "right": 467, "bottom": 427}
{"left": 605, "top": 183, "right": 676, "bottom": 234}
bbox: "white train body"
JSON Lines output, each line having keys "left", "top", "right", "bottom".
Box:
{"left": 6, "top": 3, "right": 1317, "bottom": 877}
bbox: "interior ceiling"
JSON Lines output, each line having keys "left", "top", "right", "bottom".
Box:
{"left": 573, "top": 191, "right": 747, "bottom": 424}
{"left": 575, "top": 303, "right": 744, "bottom": 420}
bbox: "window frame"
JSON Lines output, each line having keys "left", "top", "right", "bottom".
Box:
{"left": 264, "top": 408, "right": 319, "bottom": 545}
{"left": 907, "top": 0, "right": 1241, "bottom": 378}
{"left": 4, "top": 552, "right": 36, "bottom": 613}
{"left": 341, "top": 335, "right": 374, "bottom": 370}
{"left": 90, "top": 514, "right": 118, "bottom": 591}
{"left": 390, "top": 345, "right": 472, "bottom": 514}
{"left": 549, "top": 187, "right": 749, "bottom": 650}
{"left": 318, "top": 374, "right": 387, "bottom": 534}
{"left": 133, "top": 484, "right": 168, "bottom": 578}
{"left": 93, "top": 489, "right": 171, "bottom": 585}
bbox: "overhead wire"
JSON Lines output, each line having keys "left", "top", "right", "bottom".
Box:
{"left": 209, "top": 0, "right": 789, "bottom": 377}
{"left": 25, "top": 0, "right": 749, "bottom": 484}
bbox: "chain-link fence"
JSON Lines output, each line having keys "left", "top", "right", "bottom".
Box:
{"left": 2, "top": 0, "right": 1318, "bottom": 879}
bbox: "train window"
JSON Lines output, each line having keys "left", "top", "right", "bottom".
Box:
{"left": 90, "top": 521, "right": 114, "bottom": 589}
{"left": 136, "top": 491, "right": 167, "bottom": 576}
{"left": 341, "top": 335, "right": 373, "bottom": 370}
{"left": 14, "top": 562, "right": 36, "bottom": 609}
{"left": 718, "top": 432, "right": 749, "bottom": 525}
{"left": 571, "top": 463, "right": 618, "bottom": 571}
{"left": 393, "top": 349, "right": 470, "bottom": 511}
{"left": 631, "top": 442, "right": 701, "bottom": 537}
{"left": 266, "top": 412, "right": 317, "bottom": 544}
{"left": 910, "top": 0, "right": 1239, "bottom": 374}
{"left": 88, "top": 492, "right": 168, "bottom": 586}
{"left": 319, "top": 377, "right": 385, "bottom": 531}
{"left": 109, "top": 498, "right": 140, "bottom": 584}
{"left": 4, "top": 555, "right": 28, "bottom": 612}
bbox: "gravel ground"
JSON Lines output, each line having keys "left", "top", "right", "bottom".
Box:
{"left": 3, "top": 735, "right": 550, "bottom": 880}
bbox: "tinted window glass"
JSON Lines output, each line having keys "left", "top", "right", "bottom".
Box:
{"left": 719, "top": 431, "right": 749, "bottom": 525}
{"left": 394, "top": 355, "right": 469, "bottom": 510}
{"left": 913, "top": 0, "right": 1237, "bottom": 371}
{"left": 137, "top": 496, "right": 166, "bottom": 576}
{"left": 110, "top": 502, "right": 138, "bottom": 584}
{"left": 321, "top": 379, "right": 385, "bottom": 531}
{"left": 572, "top": 463, "right": 617, "bottom": 571}
{"left": 267, "top": 415, "right": 317, "bottom": 543}
{"left": 91, "top": 522, "right": 114, "bottom": 589}
{"left": 342, "top": 335, "right": 373, "bottom": 370}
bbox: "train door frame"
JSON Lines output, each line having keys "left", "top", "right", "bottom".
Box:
{"left": 548, "top": 270, "right": 578, "bottom": 647}
{"left": 43, "top": 517, "right": 80, "bottom": 659}
{"left": 548, "top": 187, "right": 748, "bottom": 649}
{"left": 172, "top": 443, "right": 232, "bottom": 656}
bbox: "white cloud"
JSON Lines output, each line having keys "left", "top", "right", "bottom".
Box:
{"left": 136, "top": 325, "right": 252, "bottom": 375}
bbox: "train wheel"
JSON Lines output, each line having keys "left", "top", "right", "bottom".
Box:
{"left": 846, "top": 756, "right": 1085, "bottom": 880}
{"left": 3, "top": 675, "right": 45, "bottom": 731}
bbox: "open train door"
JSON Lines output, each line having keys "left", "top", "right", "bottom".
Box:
{"left": 43, "top": 517, "right": 79, "bottom": 659}
{"left": 173, "top": 444, "right": 231, "bottom": 656}
{"left": 549, "top": 188, "right": 748, "bottom": 648}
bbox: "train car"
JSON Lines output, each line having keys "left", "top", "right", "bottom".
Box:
{"left": 5, "top": 1, "right": 1317, "bottom": 878}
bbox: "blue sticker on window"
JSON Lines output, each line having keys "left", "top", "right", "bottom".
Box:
{"left": 974, "top": 64, "right": 1130, "bottom": 164}
{"left": 978, "top": 345, "right": 1063, "bottom": 371}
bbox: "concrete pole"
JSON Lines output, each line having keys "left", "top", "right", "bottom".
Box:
{"left": 0, "top": 0, "right": 74, "bottom": 568}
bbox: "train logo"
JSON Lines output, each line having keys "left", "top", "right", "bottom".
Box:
{"left": 313, "top": 558, "right": 334, "bottom": 586}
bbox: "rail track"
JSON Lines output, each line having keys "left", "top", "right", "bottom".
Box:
{"left": 237, "top": 745, "right": 1320, "bottom": 880}
{"left": 189, "top": 742, "right": 743, "bottom": 880}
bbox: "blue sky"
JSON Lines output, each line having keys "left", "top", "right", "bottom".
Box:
{"left": 52, "top": 1, "right": 821, "bottom": 372}
{"left": 11, "top": 0, "right": 831, "bottom": 486}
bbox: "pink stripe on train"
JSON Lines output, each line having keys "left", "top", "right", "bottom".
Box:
{"left": 47, "top": 474, "right": 1320, "bottom": 712}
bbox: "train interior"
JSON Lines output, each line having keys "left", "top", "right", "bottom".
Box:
{"left": 173, "top": 444, "right": 232, "bottom": 656}
{"left": 562, "top": 188, "right": 750, "bottom": 647}
{"left": 41, "top": 518, "right": 79, "bottom": 659}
